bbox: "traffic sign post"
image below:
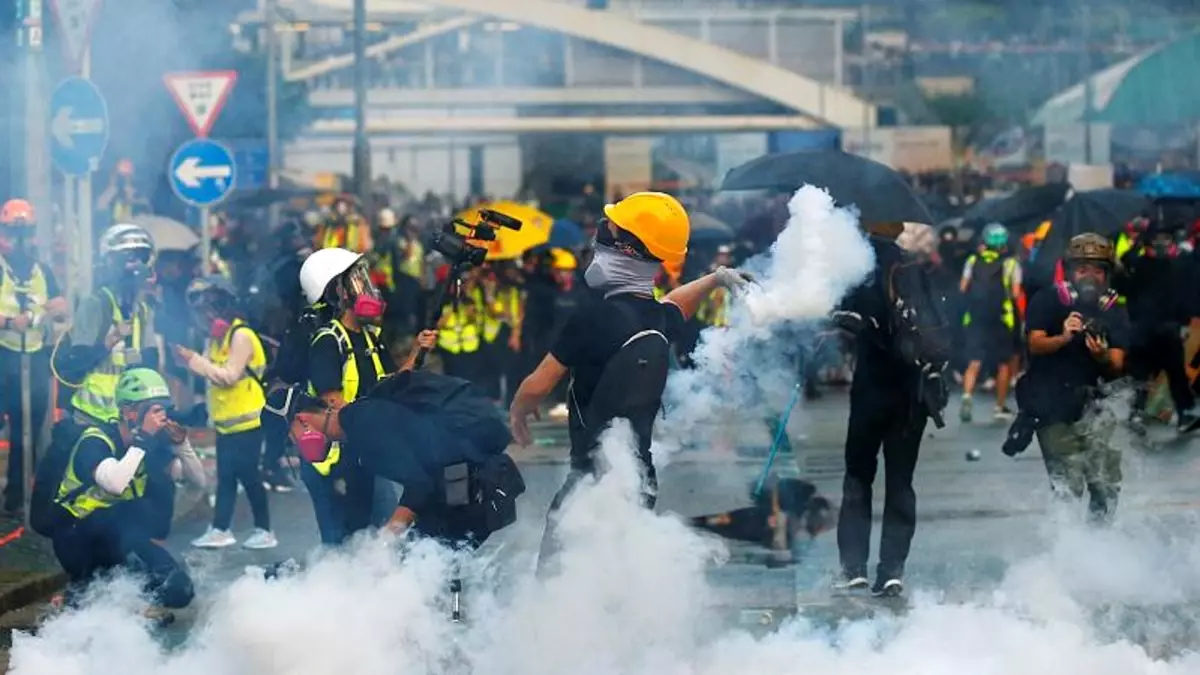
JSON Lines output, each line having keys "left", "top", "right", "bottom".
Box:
{"left": 50, "top": 75, "right": 107, "bottom": 302}
{"left": 169, "top": 139, "right": 236, "bottom": 268}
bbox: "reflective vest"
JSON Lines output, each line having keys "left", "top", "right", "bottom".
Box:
{"left": 399, "top": 240, "right": 424, "bottom": 279}
{"left": 71, "top": 288, "right": 148, "bottom": 424}
{"left": 696, "top": 286, "right": 730, "bottom": 328}
{"left": 56, "top": 426, "right": 146, "bottom": 520}
{"left": 371, "top": 249, "right": 396, "bottom": 292}
{"left": 475, "top": 286, "right": 520, "bottom": 343}
{"left": 207, "top": 319, "right": 267, "bottom": 435}
{"left": 306, "top": 320, "right": 386, "bottom": 476}
{"left": 0, "top": 259, "right": 48, "bottom": 352}
{"left": 320, "top": 218, "right": 370, "bottom": 253}
{"left": 437, "top": 302, "right": 481, "bottom": 354}
{"left": 962, "top": 251, "right": 1018, "bottom": 331}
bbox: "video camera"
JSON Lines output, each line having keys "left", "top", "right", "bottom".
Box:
{"left": 431, "top": 208, "right": 523, "bottom": 268}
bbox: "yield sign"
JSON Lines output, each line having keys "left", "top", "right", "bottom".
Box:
{"left": 50, "top": 0, "right": 103, "bottom": 73}
{"left": 163, "top": 71, "right": 238, "bottom": 138}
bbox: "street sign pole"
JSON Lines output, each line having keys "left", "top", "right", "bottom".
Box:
{"left": 200, "top": 207, "right": 211, "bottom": 271}
{"left": 79, "top": 46, "right": 94, "bottom": 294}
{"left": 168, "top": 139, "right": 236, "bottom": 272}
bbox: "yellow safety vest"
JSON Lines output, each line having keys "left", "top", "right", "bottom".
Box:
{"left": 372, "top": 250, "right": 396, "bottom": 292}
{"left": 306, "top": 319, "right": 386, "bottom": 476}
{"left": 399, "top": 240, "right": 424, "bottom": 279}
{"left": 437, "top": 304, "right": 481, "bottom": 354}
{"left": 56, "top": 426, "right": 147, "bottom": 520}
{"left": 962, "top": 251, "right": 1018, "bottom": 330}
{"left": 71, "top": 288, "right": 148, "bottom": 424}
{"left": 320, "top": 218, "right": 370, "bottom": 253}
{"left": 1113, "top": 232, "right": 1134, "bottom": 307}
{"left": 696, "top": 286, "right": 730, "bottom": 328}
{"left": 206, "top": 319, "right": 267, "bottom": 435}
{"left": 0, "top": 260, "right": 48, "bottom": 352}
{"left": 475, "top": 286, "right": 521, "bottom": 343}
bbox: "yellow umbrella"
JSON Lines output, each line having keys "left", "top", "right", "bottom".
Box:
{"left": 455, "top": 201, "right": 553, "bottom": 261}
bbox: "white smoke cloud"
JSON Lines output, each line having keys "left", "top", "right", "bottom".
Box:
{"left": 11, "top": 424, "right": 1200, "bottom": 675}
{"left": 656, "top": 185, "right": 875, "bottom": 457}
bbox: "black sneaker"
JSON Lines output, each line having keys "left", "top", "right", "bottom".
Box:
{"left": 872, "top": 577, "right": 904, "bottom": 597}
{"left": 263, "top": 470, "right": 295, "bottom": 493}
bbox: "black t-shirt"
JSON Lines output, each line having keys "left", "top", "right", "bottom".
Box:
{"left": 309, "top": 325, "right": 398, "bottom": 397}
{"left": 1022, "top": 286, "right": 1131, "bottom": 424}
{"left": 550, "top": 293, "right": 685, "bottom": 410}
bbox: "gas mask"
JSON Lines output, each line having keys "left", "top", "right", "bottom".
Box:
{"left": 1074, "top": 278, "right": 1103, "bottom": 307}
{"left": 209, "top": 318, "right": 231, "bottom": 340}
{"left": 341, "top": 261, "right": 386, "bottom": 320}
{"left": 295, "top": 415, "right": 333, "bottom": 464}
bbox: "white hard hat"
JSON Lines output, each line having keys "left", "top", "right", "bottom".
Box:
{"left": 378, "top": 208, "right": 397, "bottom": 228}
{"left": 299, "top": 247, "right": 362, "bottom": 305}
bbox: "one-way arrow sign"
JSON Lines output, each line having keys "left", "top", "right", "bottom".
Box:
{"left": 49, "top": 76, "right": 108, "bottom": 176}
{"left": 50, "top": 0, "right": 103, "bottom": 73}
{"left": 174, "top": 156, "right": 234, "bottom": 189}
{"left": 169, "top": 139, "right": 236, "bottom": 207}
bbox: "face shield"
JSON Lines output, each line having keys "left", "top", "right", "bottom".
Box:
{"left": 340, "top": 259, "right": 386, "bottom": 321}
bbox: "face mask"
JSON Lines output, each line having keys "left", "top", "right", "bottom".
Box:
{"left": 1075, "top": 278, "right": 1103, "bottom": 306}
{"left": 296, "top": 429, "right": 331, "bottom": 464}
{"left": 583, "top": 245, "right": 660, "bottom": 298}
{"left": 209, "top": 318, "right": 230, "bottom": 339}
{"left": 353, "top": 295, "right": 386, "bottom": 319}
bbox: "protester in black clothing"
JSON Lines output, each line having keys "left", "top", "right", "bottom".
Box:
{"left": 508, "top": 192, "right": 750, "bottom": 576}
{"left": 1018, "top": 233, "right": 1131, "bottom": 522}
{"left": 1116, "top": 224, "right": 1199, "bottom": 431}
{"left": 829, "top": 226, "right": 940, "bottom": 598}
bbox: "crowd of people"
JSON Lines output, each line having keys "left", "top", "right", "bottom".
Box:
{"left": 1, "top": 171, "right": 1198, "bottom": 616}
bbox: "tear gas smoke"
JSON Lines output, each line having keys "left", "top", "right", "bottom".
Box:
{"left": 11, "top": 422, "right": 1200, "bottom": 675}
{"left": 657, "top": 185, "right": 875, "bottom": 457}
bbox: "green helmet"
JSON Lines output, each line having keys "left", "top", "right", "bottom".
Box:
{"left": 982, "top": 223, "right": 1008, "bottom": 249}
{"left": 115, "top": 368, "right": 172, "bottom": 409}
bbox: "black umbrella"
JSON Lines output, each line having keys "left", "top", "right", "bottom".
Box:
{"left": 959, "top": 182, "right": 1069, "bottom": 230}
{"left": 1030, "top": 189, "right": 1151, "bottom": 285}
{"left": 720, "top": 149, "right": 934, "bottom": 225}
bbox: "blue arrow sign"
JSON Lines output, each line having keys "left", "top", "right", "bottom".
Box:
{"left": 49, "top": 76, "right": 109, "bottom": 176}
{"left": 169, "top": 139, "right": 237, "bottom": 207}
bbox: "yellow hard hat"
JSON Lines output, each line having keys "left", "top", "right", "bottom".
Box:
{"left": 602, "top": 192, "right": 689, "bottom": 280}
{"left": 550, "top": 248, "right": 577, "bottom": 271}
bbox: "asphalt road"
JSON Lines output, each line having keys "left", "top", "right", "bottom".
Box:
{"left": 156, "top": 391, "right": 1200, "bottom": 639}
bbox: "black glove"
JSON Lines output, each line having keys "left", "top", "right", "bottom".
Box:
{"left": 918, "top": 365, "right": 948, "bottom": 429}
{"left": 829, "top": 310, "right": 875, "bottom": 334}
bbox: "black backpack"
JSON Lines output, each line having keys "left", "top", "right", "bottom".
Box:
{"left": 29, "top": 420, "right": 90, "bottom": 537}
{"left": 371, "top": 370, "right": 512, "bottom": 456}
{"left": 884, "top": 254, "right": 953, "bottom": 427}
{"left": 268, "top": 303, "right": 331, "bottom": 386}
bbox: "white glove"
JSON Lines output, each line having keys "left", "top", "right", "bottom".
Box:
{"left": 714, "top": 266, "right": 754, "bottom": 290}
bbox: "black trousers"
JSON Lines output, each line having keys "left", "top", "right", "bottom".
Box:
{"left": 837, "top": 383, "right": 927, "bottom": 580}
{"left": 1129, "top": 323, "right": 1195, "bottom": 414}
{"left": 212, "top": 428, "right": 271, "bottom": 531}
{"left": 1, "top": 349, "right": 50, "bottom": 511}
{"left": 537, "top": 402, "right": 658, "bottom": 576}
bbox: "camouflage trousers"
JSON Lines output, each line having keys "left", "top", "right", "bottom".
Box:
{"left": 1035, "top": 404, "right": 1122, "bottom": 524}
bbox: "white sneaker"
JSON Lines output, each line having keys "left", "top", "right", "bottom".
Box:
{"left": 242, "top": 528, "right": 278, "bottom": 550}
{"left": 191, "top": 527, "right": 237, "bottom": 549}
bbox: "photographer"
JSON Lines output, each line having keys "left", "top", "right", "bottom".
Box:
{"left": 1018, "top": 233, "right": 1130, "bottom": 524}
{"left": 46, "top": 369, "right": 197, "bottom": 612}
{"left": 262, "top": 378, "right": 522, "bottom": 548}
{"left": 53, "top": 224, "right": 160, "bottom": 427}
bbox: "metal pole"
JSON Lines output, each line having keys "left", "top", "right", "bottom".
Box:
{"left": 24, "top": 0, "right": 53, "bottom": 252}
{"left": 860, "top": 4, "right": 871, "bottom": 155}
{"left": 200, "top": 207, "right": 211, "bottom": 273}
{"left": 352, "top": 0, "right": 372, "bottom": 211}
{"left": 265, "top": 0, "right": 281, "bottom": 230}
{"left": 1081, "top": 4, "right": 1094, "bottom": 164}
{"left": 63, "top": 175, "right": 76, "bottom": 306}
{"left": 79, "top": 48, "right": 94, "bottom": 294}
